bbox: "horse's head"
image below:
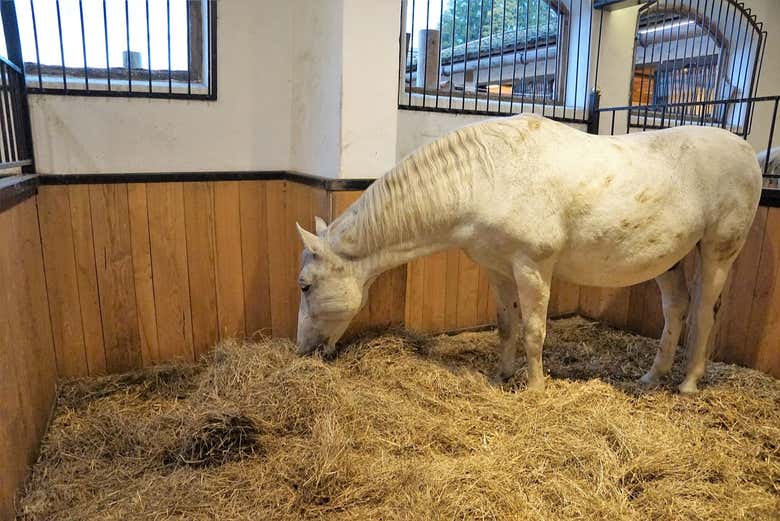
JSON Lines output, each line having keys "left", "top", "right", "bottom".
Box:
{"left": 295, "top": 217, "right": 368, "bottom": 357}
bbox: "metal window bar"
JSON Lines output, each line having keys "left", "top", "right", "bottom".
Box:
{"left": 17, "top": 0, "right": 216, "bottom": 100}
{"left": 629, "top": 0, "right": 764, "bottom": 132}
{"left": 399, "top": 0, "right": 593, "bottom": 123}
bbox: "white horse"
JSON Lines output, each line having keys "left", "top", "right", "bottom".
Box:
{"left": 295, "top": 114, "right": 762, "bottom": 394}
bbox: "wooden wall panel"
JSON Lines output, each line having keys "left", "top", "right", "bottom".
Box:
{"left": 127, "top": 183, "right": 160, "bottom": 366}
{"left": 36, "top": 186, "right": 88, "bottom": 377}
{"left": 68, "top": 186, "right": 107, "bottom": 374}
{"left": 90, "top": 183, "right": 143, "bottom": 373}
{"left": 147, "top": 183, "right": 194, "bottom": 362}
{"left": 239, "top": 181, "right": 272, "bottom": 337}
{"left": 0, "top": 196, "right": 57, "bottom": 521}
{"left": 214, "top": 181, "right": 246, "bottom": 339}
{"left": 183, "top": 182, "right": 219, "bottom": 357}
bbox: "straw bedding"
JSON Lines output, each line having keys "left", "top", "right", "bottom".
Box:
{"left": 19, "top": 317, "right": 780, "bottom": 520}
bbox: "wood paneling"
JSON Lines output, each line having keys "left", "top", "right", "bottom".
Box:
{"left": 0, "top": 196, "right": 57, "bottom": 521}
{"left": 183, "top": 182, "right": 219, "bottom": 357}
{"left": 89, "top": 183, "right": 143, "bottom": 373}
{"left": 32, "top": 181, "right": 780, "bottom": 379}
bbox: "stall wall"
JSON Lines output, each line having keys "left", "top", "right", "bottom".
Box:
{"left": 0, "top": 195, "right": 58, "bottom": 521}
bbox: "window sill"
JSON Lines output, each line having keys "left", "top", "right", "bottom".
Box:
{"left": 27, "top": 74, "right": 212, "bottom": 99}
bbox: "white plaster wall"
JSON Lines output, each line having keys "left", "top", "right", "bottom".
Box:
{"left": 29, "top": 0, "right": 294, "bottom": 174}
{"left": 339, "top": 0, "right": 402, "bottom": 179}
{"left": 290, "top": 0, "right": 343, "bottom": 179}
{"left": 742, "top": 0, "right": 779, "bottom": 153}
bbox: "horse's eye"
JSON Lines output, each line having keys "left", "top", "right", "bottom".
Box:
{"left": 300, "top": 284, "right": 311, "bottom": 293}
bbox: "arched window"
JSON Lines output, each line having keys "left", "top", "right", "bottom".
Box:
{"left": 630, "top": 0, "right": 766, "bottom": 130}
{"left": 399, "top": 0, "right": 595, "bottom": 122}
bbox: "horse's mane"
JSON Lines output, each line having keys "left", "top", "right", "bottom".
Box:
{"left": 328, "top": 117, "right": 528, "bottom": 258}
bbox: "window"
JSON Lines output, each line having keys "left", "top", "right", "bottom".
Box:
{"left": 399, "top": 0, "right": 595, "bottom": 121}
{"left": 629, "top": 0, "right": 766, "bottom": 131}
{"left": 14, "top": 0, "right": 216, "bottom": 99}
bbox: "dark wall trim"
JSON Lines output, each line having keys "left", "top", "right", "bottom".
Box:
{"left": 37, "top": 171, "right": 375, "bottom": 191}
{"left": 0, "top": 175, "right": 38, "bottom": 214}
{"left": 15, "top": 172, "right": 780, "bottom": 207}
{"left": 760, "top": 187, "right": 780, "bottom": 207}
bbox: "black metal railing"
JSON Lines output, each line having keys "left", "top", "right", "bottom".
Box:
{"left": 593, "top": 94, "right": 780, "bottom": 179}
{"left": 0, "top": 3, "right": 34, "bottom": 173}
{"left": 16, "top": 0, "right": 216, "bottom": 100}
{"left": 398, "top": 0, "right": 596, "bottom": 123}
{"left": 629, "top": 0, "right": 766, "bottom": 133}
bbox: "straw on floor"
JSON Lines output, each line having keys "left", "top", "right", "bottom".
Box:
{"left": 19, "top": 317, "right": 780, "bottom": 520}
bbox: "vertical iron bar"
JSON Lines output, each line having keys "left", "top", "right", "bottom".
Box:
{"left": 423, "top": 0, "right": 431, "bottom": 107}
{"left": 9, "top": 72, "right": 26, "bottom": 159}
{"left": 763, "top": 99, "right": 778, "bottom": 175}
{"left": 448, "top": 0, "right": 457, "bottom": 109}
{"left": 670, "top": 0, "right": 684, "bottom": 122}
{"left": 509, "top": 0, "right": 520, "bottom": 114}
{"left": 542, "top": 0, "right": 552, "bottom": 116}
{"left": 0, "top": 67, "right": 16, "bottom": 162}
{"left": 461, "top": 0, "right": 471, "bottom": 110}
{"left": 0, "top": 65, "right": 11, "bottom": 163}
{"left": 520, "top": 0, "right": 530, "bottom": 114}
{"left": 55, "top": 0, "right": 67, "bottom": 90}
{"left": 209, "top": 0, "right": 216, "bottom": 98}
{"left": 532, "top": 0, "right": 541, "bottom": 114}
{"left": 435, "top": 0, "right": 444, "bottom": 108}
{"left": 167, "top": 0, "right": 172, "bottom": 94}
{"left": 573, "top": 0, "right": 583, "bottom": 120}
{"left": 29, "top": 0, "right": 42, "bottom": 89}
{"left": 740, "top": 22, "right": 760, "bottom": 136}
{"left": 643, "top": 4, "right": 664, "bottom": 128}
{"left": 660, "top": 105, "right": 667, "bottom": 128}
{"left": 610, "top": 109, "right": 615, "bottom": 135}
{"left": 701, "top": 0, "right": 717, "bottom": 117}
{"left": 679, "top": 0, "right": 695, "bottom": 123}
{"left": 103, "top": 0, "right": 111, "bottom": 91}
{"left": 79, "top": 0, "right": 88, "bottom": 89}
{"left": 553, "top": 0, "right": 562, "bottom": 119}
{"left": 486, "top": 0, "right": 494, "bottom": 111}
{"left": 125, "top": 0, "right": 132, "bottom": 91}
{"left": 497, "top": 0, "right": 507, "bottom": 113}
{"left": 583, "top": 0, "right": 593, "bottom": 122}
{"left": 731, "top": 8, "right": 750, "bottom": 133}
{"left": 187, "top": 0, "right": 192, "bottom": 95}
{"left": 748, "top": 30, "right": 766, "bottom": 133}
{"left": 408, "top": 0, "right": 416, "bottom": 106}
{"left": 474, "top": 0, "right": 484, "bottom": 110}
{"left": 146, "top": 0, "right": 152, "bottom": 93}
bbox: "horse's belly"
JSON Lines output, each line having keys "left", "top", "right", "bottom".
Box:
{"left": 554, "top": 226, "right": 701, "bottom": 288}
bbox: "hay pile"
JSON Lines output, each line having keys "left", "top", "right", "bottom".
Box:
{"left": 19, "top": 317, "right": 780, "bottom": 520}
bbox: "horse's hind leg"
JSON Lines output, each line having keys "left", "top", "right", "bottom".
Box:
{"left": 678, "top": 249, "right": 735, "bottom": 394}
{"left": 487, "top": 271, "right": 521, "bottom": 381}
{"left": 513, "top": 259, "right": 554, "bottom": 392}
{"left": 640, "top": 262, "right": 689, "bottom": 385}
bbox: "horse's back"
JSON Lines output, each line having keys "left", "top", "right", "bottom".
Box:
{"left": 477, "top": 116, "right": 762, "bottom": 287}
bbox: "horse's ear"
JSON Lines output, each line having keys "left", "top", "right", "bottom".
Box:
{"left": 314, "top": 216, "right": 328, "bottom": 236}
{"left": 296, "top": 222, "right": 322, "bottom": 254}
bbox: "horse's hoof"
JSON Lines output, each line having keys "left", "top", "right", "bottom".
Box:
{"left": 526, "top": 379, "right": 545, "bottom": 393}
{"left": 678, "top": 381, "right": 699, "bottom": 395}
{"left": 638, "top": 372, "right": 659, "bottom": 386}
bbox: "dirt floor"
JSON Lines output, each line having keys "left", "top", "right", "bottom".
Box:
{"left": 18, "top": 317, "right": 780, "bottom": 520}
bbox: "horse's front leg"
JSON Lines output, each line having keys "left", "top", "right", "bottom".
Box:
{"left": 486, "top": 271, "right": 521, "bottom": 382}
{"left": 513, "top": 259, "right": 554, "bottom": 392}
